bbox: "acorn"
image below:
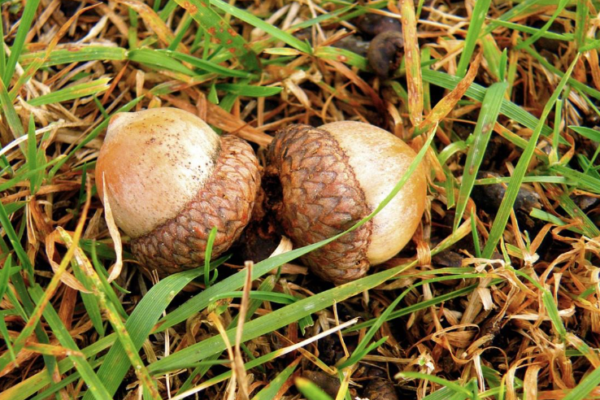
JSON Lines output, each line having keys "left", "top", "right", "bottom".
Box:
{"left": 96, "top": 108, "right": 261, "bottom": 275}
{"left": 266, "top": 121, "right": 427, "bottom": 284}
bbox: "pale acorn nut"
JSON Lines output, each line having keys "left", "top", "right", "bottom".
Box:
{"left": 96, "top": 107, "right": 261, "bottom": 275}
{"left": 267, "top": 121, "right": 427, "bottom": 284}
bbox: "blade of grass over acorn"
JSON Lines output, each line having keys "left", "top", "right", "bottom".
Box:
{"left": 1, "top": 1, "right": 600, "bottom": 400}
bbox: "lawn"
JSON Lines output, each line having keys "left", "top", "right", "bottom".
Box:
{"left": 1, "top": 0, "right": 600, "bottom": 399}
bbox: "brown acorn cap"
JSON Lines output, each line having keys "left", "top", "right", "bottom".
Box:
{"left": 96, "top": 108, "right": 261, "bottom": 274}
{"left": 267, "top": 124, "right": 372, "bottom": 284}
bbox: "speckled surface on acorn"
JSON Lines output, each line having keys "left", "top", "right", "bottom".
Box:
{"left": 266, "top": 121, "right": 427, "bottom": 284}
{"left": 96, "top": 107, "right": 261, "bottom": 275}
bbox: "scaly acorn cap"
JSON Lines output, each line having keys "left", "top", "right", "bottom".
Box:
{"left": 96, "top": 107, "right": 261, "bottom": 275}
{"left": 267, "top": 122, "right": 426, "bottom": 284}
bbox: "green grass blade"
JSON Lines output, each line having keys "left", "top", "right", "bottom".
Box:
{"left": 29, "top": 287, "right": 113, "bottom": 400}
{"left": 347, "top": 279, "right": 482, "bottom": 333}
{"left": 0, "top": 202, "right": 33, "bottom": 280}
{"left": 542, "top": 290, "right": 567, "bottom": 339}
{"left": 72, "top": 264, "right": 105, "bottom": 336}
{"left": 521, "top": 43, "right": 600, "bottom": 101}
{"left": 295, "top": 378, "right": 335, "bottom": 400}
{"left": 530, "top": 208, "right": 584, "bottom": 235}
{"left": 0, "top": 336, "right": 115, "bottom": 400}
{"left": 556, "top": 366, "right": 600, "bottom": 400}
{"left": 315, "top": 46, "right": 368, "bottom": 71}
{"left": 338, "top": 336, "right": 387, "bottom": 370}
{"left": 481, "top": 55, "right": 579, "bottom": 258}
{"left": 30, "top": 365, "right": 99, "bottom": 400}
{"left": 570, "top": 125, "right": 600, "bottom": 142}
{"left": 422, "top": 387, "right": 454, "bottom": 400}
{"left": 215, "top": 83, "right": 282, "bottom": 97}
{"left": 204, "top": 227, "right": 218, "bottom": 287}
{"left": 484, "top": 0, "right": 564, "bottom": 35}
{"left": 0, "top": 12, "right": 5, "bottom": 78}
{"left": 25, "top": 116, "right": 44, "bottom": 194}
{"left": 19, "top": 46, "right": 127, "bottom": 67}
{"left": 127, "top": 7, "right": 138, "bottom": 49}
{"left": 169, "top": 13, "right": 193, "bottom": 50}
{"left": 0, "top": 317, "right": 15, "bottom": 363}
{"left": 176, "top": 275, "right": 277, "bottom": 393}
{"left": 456, "top": 0, "right": 491, "bottom": 76}
{"left": 509, "top": 267, "right": 567, "bottom": 340}
{"left": 0, "top": 157, "right": 62, "bottom": 193}
{"left": 557, "top": 193, "right": 600, "bottom": 237}
{"left": 209, "top": 0, "right": 311, "bottom": 54}
{"left": 80, "top": 266, "right": 212, "bottom": 400}
{"left": 481, "top": 34, "right": 502, "bottom": 81}
{"left": 172, "top": 322, "right": 355, "bottom": 399}
{"left": 4, "top": 273, "right": 30, "bottom": 322}
{"left": 127, "top": 49, "right": 195, "bottom": 75}
{"left": 550, "top": 165, "right": 600, "bottom": 194}
{"left": 159, "top": 0, "right": 177, "bottom": 19}
{"left": 89, "top": 244, "right": 129, "bottom": 318}
{"left": 515, "top": 0, "right": 569, "bottom": 50}
{"left": 488, "top": 19, "right": 572, "bottom": 42}
{"left": 252, "top": 359, "right": 299, "bottom": 400}
{"left": 337, "top": 276, "right": 412, "bottom": 369}
{"left": 210, "top": 291, "right": 297, "bottom": 304}
{"left": 3, "top": 0, "right": 41, "bottom": 84}
{"left": 3, "top": 202, "right": 25, "bottom": 215}
{"left": 6, "top": 273, "right": 57, "bottom": 382}
{"left": 0, "top": 255, "right": 12, "bottom": 311}
{"left": 58, "top": 230, "right": 161, "bottom": 400}
{"left": 397, "top": 373, "right": 473, "bottom": 396}
{"left": 475, "top": 176, "right": 568, "bottom": 185}
{"left": 161, "top": 50, "right": 256, "bottom": 78}
{"left": 0, "top": 255, "right": 15, "bottom": 362}
{"left": 119, "top": 0, "right": 183, "bottom": 51}
{"left": 0, "top": 78, "right": 25, "bottom": 139}
{"left": 149, "top": 260, "right": 415, "bottom": 373}
{"left": 575, "top": 0, "right": 589, "bottom": 50}
{"left": 27, "top": 78, "right": 110, "bottom": 106}
{"left": 174, "top": 0, "right": 262, "bottom": 70}
{"left": 579, "top": 39, "right": 600, "bottom": 52}
{"left": 401, "top": 0, "right": 423, "bottom": 126}
{"left": 550, "top": 99, "right": 563, "bottom": 164}
{"left": 422, "top": 69, "right": 553, "bottom": 140}
{"left": 454, "top": 82, "right": 508, "bottom": 230}
{"left": 439, "top": 141, "right": 468, "bottom": 165}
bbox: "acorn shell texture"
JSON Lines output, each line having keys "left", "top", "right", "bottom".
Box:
{"left": 96, "top": 108, "right": 261, "bottom": 275}
{"left": 267, "top": 122, "right": 426, "bottom": 284}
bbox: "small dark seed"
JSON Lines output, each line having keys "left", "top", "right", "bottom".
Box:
{"left": 356, "top": 13, "right": 402, "bottom": 37}
{"left": 472, "top": 171, "right": 541, "bottom": 214}
{"left": 367, "top": 31, "right": 404, "bottom": 77}
{"left": 363, "top": 377, "right": 399, "bottom": 400}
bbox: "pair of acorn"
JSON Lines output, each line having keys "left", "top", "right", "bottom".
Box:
{"left": 96, "top": 108, "right": 426, "bottom": 284}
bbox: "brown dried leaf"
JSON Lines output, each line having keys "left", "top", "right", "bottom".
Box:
{"left": 117, "top": 0, "right": 188, "bottom": 52}
{"left": 416, "top": 52, "right": 482, "bottom": 135}
{"left": 45, "top": 230, "right": 89, "bottom": 292}
{"left": 102, "top": 177, "right": 123, "bottom": 283}
{"left": 399, "top": 0, "right": 423, "bottom": 127}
